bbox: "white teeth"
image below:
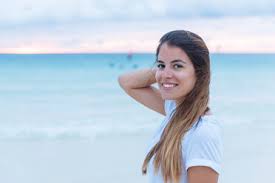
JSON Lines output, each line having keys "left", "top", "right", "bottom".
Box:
{"left": 162, "top": 83, "right": 177, "bottom": 88}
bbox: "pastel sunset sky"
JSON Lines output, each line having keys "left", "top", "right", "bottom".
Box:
{"left": 1, "top": 0, "right": 275, "bottom": 54}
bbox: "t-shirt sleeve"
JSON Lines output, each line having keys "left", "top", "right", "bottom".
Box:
{"left": 184, "top": 122, "right": 223, "bottom": 174}
{"left": 164, "top": 100, "right": 176, "bottom": 115}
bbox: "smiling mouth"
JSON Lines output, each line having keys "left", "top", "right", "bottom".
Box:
{"left": 162, "top": 83, "right": 178, "bottom": 88}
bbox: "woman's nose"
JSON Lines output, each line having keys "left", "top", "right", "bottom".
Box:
{"left": 162, "top": 67, "right": 173, "bottom": 78}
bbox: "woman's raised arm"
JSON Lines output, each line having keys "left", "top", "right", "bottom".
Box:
{"left": 118, "top": 68, "right": 165, "bottom": 115}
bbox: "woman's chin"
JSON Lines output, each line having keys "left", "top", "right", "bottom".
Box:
{"left": 162, "top": 95, "right": 185, "bottom": 104}
{"left": 162, "top": 96, "right": 176, "bottom": 100}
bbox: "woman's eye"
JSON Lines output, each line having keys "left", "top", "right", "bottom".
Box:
{"left": 174, "top": 64, "right": 183, "bottom": 69}
{"left": 156, "top": 64, "right": 165, "bottom": 69}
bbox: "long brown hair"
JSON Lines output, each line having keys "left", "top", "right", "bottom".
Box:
{"left": 142, "top": 30, "right": 210, "bottom": 183}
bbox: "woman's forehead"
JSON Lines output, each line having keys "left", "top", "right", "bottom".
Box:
{"left": 157, "top": 43, "right": 191, "bottom": 64}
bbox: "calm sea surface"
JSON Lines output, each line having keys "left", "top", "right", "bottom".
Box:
{"left": 0, "top": 53, "right": 275, "bottom": 140}
{"left": 1, "top": 53, "right": 275, "bottom": 183}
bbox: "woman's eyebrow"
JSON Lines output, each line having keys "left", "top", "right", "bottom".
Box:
{"left": 157, "top": 59, "right": 187, "bottom": 64}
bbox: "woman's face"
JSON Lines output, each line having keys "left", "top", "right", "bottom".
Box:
{"left": 155, "top": 43, "right": 196, "bottom": 103}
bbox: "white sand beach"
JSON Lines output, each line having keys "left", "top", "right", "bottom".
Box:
{"left": 1, "top": 121, "right": 275, "bottom": 183}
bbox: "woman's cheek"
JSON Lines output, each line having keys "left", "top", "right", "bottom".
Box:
{"left": 155, "top": 72, "right": 161, "bottom": 83}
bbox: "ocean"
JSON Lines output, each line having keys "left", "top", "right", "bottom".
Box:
{"left": 0, "top": 53, "right": 275, "bottom": 183}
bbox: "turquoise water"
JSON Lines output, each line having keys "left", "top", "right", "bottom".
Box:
{"left": 0, "top": 53, "right": 275, "bottom": 140}
{"left": 1, "top": 53, "right": 275, "bottom": 183}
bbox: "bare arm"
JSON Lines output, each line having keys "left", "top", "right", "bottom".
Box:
{"left": 118, "top": 68, "right": 165, "bottom": 115}
{"left": 187, "top": 166, "right": 219, "bottom": 183}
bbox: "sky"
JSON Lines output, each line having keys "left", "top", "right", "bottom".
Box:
{"left": 0, "top": 0, "right": 275, "bottom": 53}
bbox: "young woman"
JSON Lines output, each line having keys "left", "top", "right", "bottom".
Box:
{"left": 118, "top": 30, "right": 222, "bottom": 183}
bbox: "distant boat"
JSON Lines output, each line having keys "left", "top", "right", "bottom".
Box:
{"left": 109, "top": 62, "right": 115, "bottom": 68}
{"left": 127, "top": 52, "right": 133, "bottom": 61}
{"left": 132, "top": 64, "right": 138, "bottom": 69}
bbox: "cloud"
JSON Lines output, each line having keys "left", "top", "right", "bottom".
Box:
{"left": 1, "top": 0, "right": 275, "bottom": 24}
{"left": 1, "top": 16, "right": 275, "bottom": 53}
{"left": 1, "top": 0, "right": 274, "bottom": 53}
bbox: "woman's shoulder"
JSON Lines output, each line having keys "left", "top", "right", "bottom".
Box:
{"left": 183, "top": 115, "right": 223, "bottom": 174}
{"left": 191, "top": 115, "right": 222, "bottom": 141}
{"left": 200, "top": 115, "right": 221, "bottom": 128}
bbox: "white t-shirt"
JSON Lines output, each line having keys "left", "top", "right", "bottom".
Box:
{"left": 146, "top": 100, "right": 223, "bottom": 183}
